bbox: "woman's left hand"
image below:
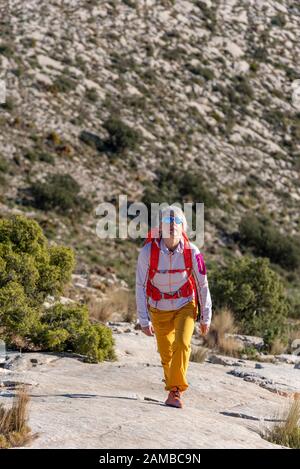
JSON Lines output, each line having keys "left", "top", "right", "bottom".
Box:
{"left": 199, "top": 323, "right": 210, "bottom": 336}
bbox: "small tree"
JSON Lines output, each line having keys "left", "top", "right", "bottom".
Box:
{"left": 210, "top": 255, "right": 289, "bottom": 348}
{"left": 0, "top": 215, "right": 116, "bottom": 362}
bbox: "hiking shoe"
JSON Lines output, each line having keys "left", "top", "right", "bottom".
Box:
{"left": 165, "top": 387, "right": 183, "bottom": 408}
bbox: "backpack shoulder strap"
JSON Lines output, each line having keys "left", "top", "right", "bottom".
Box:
{"left": 148, "top": 238, "right": 160, "bottom": 281}
{"left": 182, "top": 231, "right": 192, "bottom": 270}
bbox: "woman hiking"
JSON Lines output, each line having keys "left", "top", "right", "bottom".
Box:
{"left": 135, "top": 205, "right": 212, "bottom": 408}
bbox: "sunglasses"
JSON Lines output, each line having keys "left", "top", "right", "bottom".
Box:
{"left": 161, "top": 216, "right": 183, "bottom": 225}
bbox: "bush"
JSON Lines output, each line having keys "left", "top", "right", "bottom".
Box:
{"left": 210, "top": 255, "right": 289, "bottom": 348}
{"left": 0, "top": 42, "right": 14, "bottom": 58}
{"left": 0, "top": 156, "right": 8, "bottom": 173}
{"left": 227, "top": 75, "right": 254, "bottom": 107}
{"left": 0, "top": 214, "right": 116, "bottom": 362}
{"left": 142, "top": 165, "right": 218, "bottom": 217}
{"left": 0, "top": 215, "right": 74, "bottom": 341}
{"left": 24, "top": 149, "right": 54, "bottom": 164}
{"left": 186, "top": 64, "right": 214, "bottom": 81}
{"left": 271, "top": 14, "right": 286, "bottom": 27}
{"left": 29, "top": 173, "right": 92, "bottom": 214}
{"left": 35, "top": 303, "right": 116, "bottom": 363}
{"left": 194, "top": 1, "right": 217, "bottom": 32}
{"left": 103, "top": 116, "right": 142, "bottom": 155}
{"left": 238, "top": 214, "right": 300, "bottom": 270}
{"left": 51, "top": 71, "right": 77, "bottom": 93}
{"left": 85, "top": 88, "right": 98, "bottom": 102}
{"left": 79, "top": 130, "right": 104, "bottom": 152}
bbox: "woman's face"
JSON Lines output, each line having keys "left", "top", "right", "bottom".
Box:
{"left": 161, "top": 215, "right": 183, "bottom": 240}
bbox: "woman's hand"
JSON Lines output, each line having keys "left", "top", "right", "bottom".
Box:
{"left": 199, "top": 323, "right": 210, "bottom": 336}
{"left": 141, "top": 324, "right": 155, "bottom": 336}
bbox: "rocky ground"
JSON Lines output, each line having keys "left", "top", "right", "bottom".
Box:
{"left": 1, "top": 323, "right": 299, "bottom": 449}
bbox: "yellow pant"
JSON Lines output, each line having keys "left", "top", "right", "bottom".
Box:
{"left": 148, "top": 300, "right": 197, "bottom": 393}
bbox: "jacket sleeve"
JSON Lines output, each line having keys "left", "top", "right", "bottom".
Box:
{"left": 191, "top": 245, "right": 212, "bottom": 325}
{"left": 135, "top": 245, "right": 151, "bottom": 327}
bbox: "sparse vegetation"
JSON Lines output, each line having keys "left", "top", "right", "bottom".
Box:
{"left": 238, "top": 213, "right": 300, "bottom": 270}
{"left": 227, "top": 75, "right": 254, "bottom": 108}
{"left": 203, "top": 307, "right": 242, "bottom": 356}
{"left": 194, "top": 1, "right": 217, "bottom": 32}
{"left": 103, "top": 116, "right": 143, "bottom": 155}
{"left": 190, "top": 346, "right": 209, "bottom": 363}
{"left": 85, "top": 88, "right": 98, "bottom": 102}
{"left": 0, "top": 387, "right": 37, "bottom": 449}
{"left": 51, "top": 70, "right": 77, "bottom": 93}
{"left": 262, "top": 397, "right": 300, "bottom": 448}
{"left": 0, "top": 215, "right": 116, "bottom": 363}
{"left": 86, "top": 288, "right": 136, "bottom": 323}
{"left": 35, "top": 302, "right": 117, "bottom": 363}
{"left": 24, "top": 149, "right": 54, "bottom": 164}
{"left": 0, "top": 41, "right": 14, "bottom": 58}
{"left": 0, "top": 156, "right": 8, "bottom": 173}
{"left": 210, "top": 256, "right": 289, "bottom": 349}
{"left": 271, "top": 14, "right": 286, "bottom": 27}
{"left": 142, "top": 165, "right": 218, "bottom": 220}
{"left": 29, "top": 173, "right": 92, "bottom": 215}
{"left": 79, "top": 130, "right": 104, "bottom": 152}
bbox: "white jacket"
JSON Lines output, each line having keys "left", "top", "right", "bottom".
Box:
{"left": 135, "top": 236, "right": 212, "bottom": 327}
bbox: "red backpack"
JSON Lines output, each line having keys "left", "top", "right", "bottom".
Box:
{"left": 143, "top": 228, "right": 199, "bottom": 320}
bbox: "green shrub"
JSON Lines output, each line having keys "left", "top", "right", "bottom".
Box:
{"left": 195, "top": 1, "right": 217, "bottom": 32}
{"left": 0, "top": 214, "right": 116, "bottom": 362}
{"left": 35, "top": 303, "right": 116, "bottom": 363}
{"left": 263, "top": 109, "right": 287, "bottom": 133}
{"left": 51, "top": 71, "right": 77, "bottom": 93}
{"left": 227, "top": 75, "right": 254, "bottom": 107}
{"left": 0, "top": 97, "right": 15, "bottom": 111}
{"left": 271, "top": 14, "right": 286, "bottom": 27}
{"left": 0, "top": 157, "right": 8, "bottom": 173}
{"left": 29, "top": 173, "right": 92, "bottom": 214}
{"left": 85, "top": 88, "right": 98, "bottom": 102}
{"left": 239, "top": 214, "right": 300, "bottom": 270}
{"left": 38, "top": 152, "right": 55, "bottom": 164}
{"left": 24, "top": 149, "right": 54, "bottom": 164}
{"left": 103, "top": 116, "right": 142, "bottom": 155}
{"left": 142, "top": 165, "right": 218, "bottom": 213}
{"left": 79, "top": 130, "right": 104, "bottom": 152}
{"left": 186, "top": 64, "right": 214, "bottom": 81}
{"left": 0, "top": 214, "right": 74, "bottom": 342}
{"left": 210, "top": 255, "right": 289, "bottom": 348}
{"left": 0, "top": 42, "right": 14, "bottom": 58}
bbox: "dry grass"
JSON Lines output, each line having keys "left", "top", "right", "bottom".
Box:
{"left": 0, "top": 386, "right": 38, "bottom": 448}
{"left": 262, "top": 396, "right": 300, "bottom": 448}
{"left": 190, "top": 346, "right": 208, "bottom": 363}
{"left": 218, "top": 336, "right": 243, "bottom": 357}
{"left": 203, "top": 307, "right": 242, "bottom": 357}
{"left": 87, "top": 288, "right": 136, "bottom": 323}
{"left": 270, "top": 338, "right": 287, "bottom": 355}
{"left": 287, "top": 324, "right": 300, "bottom": 353}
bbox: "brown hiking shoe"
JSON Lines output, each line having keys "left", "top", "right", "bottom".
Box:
{"left": 165, "top": 387, "right": 183, "bottom": 408}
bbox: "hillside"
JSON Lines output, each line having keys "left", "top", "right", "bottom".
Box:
{"left": 0, "top": 0, "right": 300, "bottom": 299}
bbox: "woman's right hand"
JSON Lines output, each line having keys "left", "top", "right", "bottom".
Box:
{"left": 141, "top": 324, "right": 155, "bottom": 336}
